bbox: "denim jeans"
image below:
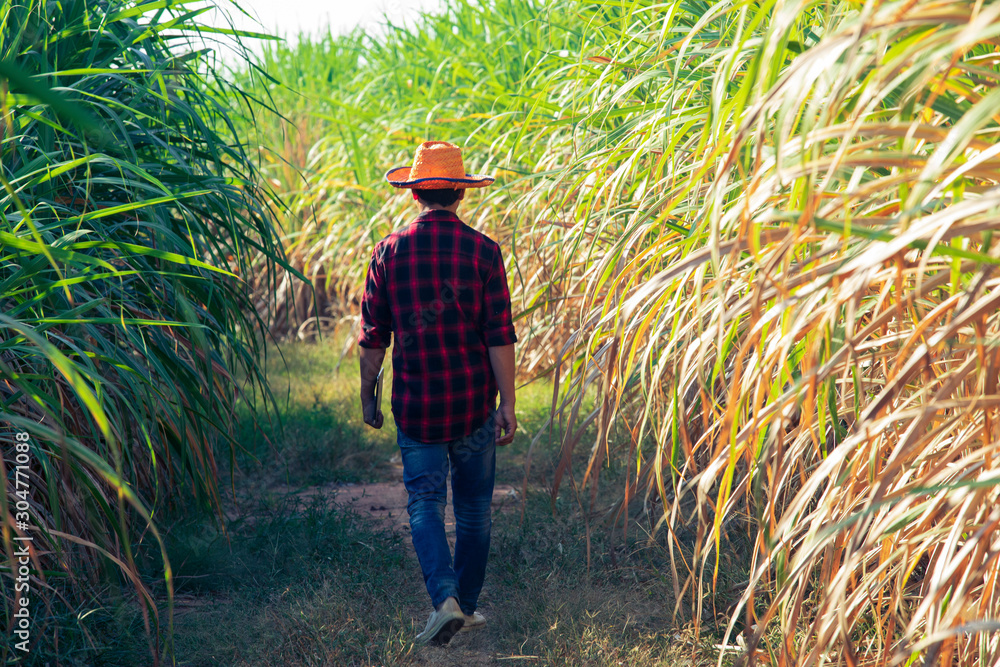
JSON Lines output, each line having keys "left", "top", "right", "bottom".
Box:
{"left": 398, "top": 413, "right": 496, "bottom": 615}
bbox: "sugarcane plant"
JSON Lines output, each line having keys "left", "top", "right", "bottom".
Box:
{"left": 538, "top": 0, "right": 1000, "bottom": 663}
{"left": 0, "top": 0, "right": 294, "bottom": 660}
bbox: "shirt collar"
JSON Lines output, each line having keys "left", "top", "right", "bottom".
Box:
{"left": 415, "top": 209, "right": 462, "bottom": 224}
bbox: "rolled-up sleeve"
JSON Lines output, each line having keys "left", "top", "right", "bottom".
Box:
{"left": 481, "top": 243, "right": 517, "bottom": 347}
{"left": 358, "top": 245, "right": 392, "bottom": 348}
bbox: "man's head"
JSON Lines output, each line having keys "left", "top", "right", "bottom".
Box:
{"left": 412, "top": 187, "right": 465, "bottom": 211}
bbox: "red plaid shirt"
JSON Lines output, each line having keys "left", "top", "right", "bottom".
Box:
{"left": 358, "top": 209, "right": 517, "bottom": 443}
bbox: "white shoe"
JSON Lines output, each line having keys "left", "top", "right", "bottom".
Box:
{"left": 415, "top": 597, "right": 465, "bottom": 645}
{"left": 459, "top": 611, "right": 486, "bottom": 632}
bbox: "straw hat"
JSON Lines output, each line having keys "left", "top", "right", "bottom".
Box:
{"left": 385, "top": 141, "right": 494, "bottom": 189}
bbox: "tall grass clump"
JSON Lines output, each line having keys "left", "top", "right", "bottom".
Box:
{"left": 535, "top": 0, "right": 1000, "bottom": 663}
{"left": 0, "top": 0, "right": 289, "bottom": 660}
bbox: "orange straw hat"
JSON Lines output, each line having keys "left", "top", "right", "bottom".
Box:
{"left": 385, "top": 141, "right": 494, "bottom": 189}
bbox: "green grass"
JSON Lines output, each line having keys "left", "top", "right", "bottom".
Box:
{"left": 79, "top": 337, "right": 741, "bottom": 666}
{"left": 228, "top": 329, "right": 604, "bottom": 493}
{"left": 230, "top": 340, "right": 399, "bottom": 489}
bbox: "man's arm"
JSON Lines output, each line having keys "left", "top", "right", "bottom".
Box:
{"left": 359, "top": 345, "right": 386, "bottom": 429}
{"left": 358, "top": 244, "right": 391, "bottom": 429}
{"left": 488, "top": 344, "right": 516, "bottom": 446}
{"left": 481, "top": 243, "right": 518, "bottom": 446}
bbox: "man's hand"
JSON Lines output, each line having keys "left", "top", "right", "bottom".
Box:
{"left": 488, "top": 344, "right": 516, "bottom": 446}
{"left": 362, "top": 398, "right": 384, "bottom": 429}
{"left": 359, "top": 345, "right": 386, "bottom": 430}
{"left": 494, "top": 400, "right": 516, "bottom": 446}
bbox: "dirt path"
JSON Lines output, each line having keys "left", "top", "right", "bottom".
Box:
{"left": 326, "top": 482, "right": 520, "bottom": 551}
{"left": 269, "top": 451, "right": 520, "bottom": 545}
{"left": 335, "top": 482, "right": 521, "bottom": 665}
{"left": 268, "top": 458, "right": 525, "bottom": 665}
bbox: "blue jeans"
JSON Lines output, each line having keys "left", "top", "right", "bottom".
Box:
{"left": 398, "top": 414, "right": 496, "bottom": 615}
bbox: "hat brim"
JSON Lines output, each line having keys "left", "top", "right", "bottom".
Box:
{"left": 385, "top": 166, "right": 495, "bottom": 189}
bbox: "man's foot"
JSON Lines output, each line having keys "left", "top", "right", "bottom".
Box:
{"left": 459, "top": 610, "right": 486, "bottom": 632}
{"left": 415, "top": 597, "right": 465, "bottom": 645}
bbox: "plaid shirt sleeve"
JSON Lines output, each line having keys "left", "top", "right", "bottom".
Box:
{"left": 358, "top": 244, "right": 392, "bottom": 348}
{"left": 481, "top": 243, "right": 517, "bottom": 347}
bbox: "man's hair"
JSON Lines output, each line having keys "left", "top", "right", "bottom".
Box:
{"left": 414, "top": 188, "right": 462, "bottom": 207}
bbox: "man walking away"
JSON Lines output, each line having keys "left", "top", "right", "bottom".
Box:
{"left": 356, "top": 141, "right": 518, "bottom": 646}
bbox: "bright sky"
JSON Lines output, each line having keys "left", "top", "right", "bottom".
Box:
{"left": 206, "top": 0, "right": 448, "bottom": 57}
